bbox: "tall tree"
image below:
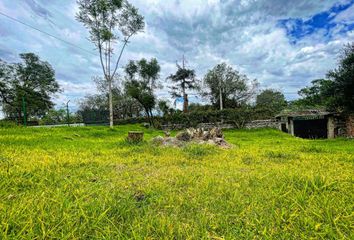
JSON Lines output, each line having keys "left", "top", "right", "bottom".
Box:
{"left": 327, "top": 42, "right": 354, "bottom": 112}
{"left": 124, "top": 58, "right": 160, "bottom": 126}
{"left": 202, "top": 63, "right": 258, "bottom": 109}
{"left": 77, "top": 0, "right": 145, "bottom": 128}
{"left": 296, "top": 79, "right": 335, "bottom": 109}
{"left": 0, "top": 53, "right": 60, "bottom": 123}
{"left": 167, "top": 57, "right": 197, "bottom": 113}
{"left": 256, "top": 89, "right": 287, "bottom": 116}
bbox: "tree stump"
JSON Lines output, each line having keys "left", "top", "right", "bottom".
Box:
{"left": 127, "top": 131, "right": 144, "bottom": 143}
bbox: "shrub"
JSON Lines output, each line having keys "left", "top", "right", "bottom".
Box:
{"left": 114, "top": 117, "right": 147, "bottom": 125}
{"left": 0, "top": 120, "right": 18, "bottom": 128}
{"left": 161, "top": 108, "right": 271, "bottom": 128}
{"left": 83, "top": 107, "right": 275, "bottom": 128}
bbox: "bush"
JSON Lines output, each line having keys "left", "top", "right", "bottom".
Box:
{"left": 0, "top": 120, "right": 18, "bottom": 128}
{"left": 84, "top": 107, "right": 275, "bottom": 128}
{"left": 161, "top": 107, "right": 272, "bottom": 129}
{"left": 114, "top": 117, "right": 148, "bottom": 125}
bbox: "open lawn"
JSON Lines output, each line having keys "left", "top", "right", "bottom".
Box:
{"left": 0, "top": 125, "right": 353, "bottom": 239}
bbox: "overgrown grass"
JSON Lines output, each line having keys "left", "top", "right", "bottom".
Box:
{"left": 0, "top": 125, "right": 353, "bottom": 239}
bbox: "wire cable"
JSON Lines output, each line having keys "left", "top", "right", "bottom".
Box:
{"left": 0, "top": 11, "right": 96, "bottom": 56}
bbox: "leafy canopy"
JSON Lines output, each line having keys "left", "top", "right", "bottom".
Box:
{"left": 296, "top": 79, "right": 335, "bottom": 109}
{"left": 76, "top": 0, "right": 145, "bottom": 127}
{"left": 0, "top": 53, "right": 60, "bottom": 121}
{"left": 124, "top": 58, "right": 161, "bottom": 125}
{"left": 293, "top": 43, "right": 354, "bottom": 113}
{"left": 256, "top": 89, "right": 287, "bottom": 117}
{"left": 203, "top": 63, "right": 258, "bottom": 108}
{"left": 327, "top": 43, "right": 354, "bottom": 112}
{"left": 168, "top": 66, "right": 197, "bottom": 99}
{"left": 76, "top": 0, "right": 144, "bottom": 48}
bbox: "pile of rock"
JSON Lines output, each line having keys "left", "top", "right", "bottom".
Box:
{"left": 152, "top": 127, "right": 231, "bottom": 148}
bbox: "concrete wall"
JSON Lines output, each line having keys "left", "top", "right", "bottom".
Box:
{"left": 346, "top": 115, "right": 354, "bottom": 137}
{"left": 284, "top": 115, "right": 351, "bottom": 138}
{"left": 327, "top": 116, "right": 335, "bottom": 139}
{"left": 289, "top": 119, "right": 294, "bottom": 135}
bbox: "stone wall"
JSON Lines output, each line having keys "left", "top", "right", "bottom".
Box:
{"left": 161, "top": 120, "right": 281, "bottom": 131}
{"left": 244, "top": 120, "right": 280, "bottom": 129}
{"left": 334, "top": 116, "right": 347, "bottom": 137}
{"left": 160, "top": 123, "right": 187, "bottom": 130}
{"left": 161, "top": 122, "right": 236, "bottom": 130}
{"left": 196, "top": 123, "right": 235, "bottom": 129}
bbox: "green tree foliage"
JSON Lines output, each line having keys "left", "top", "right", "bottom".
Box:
{"left": 188, "top": 103, "right": 214, "bottom": 112}
{"left": 292, "top": 43, "right": 354, "bottom": 113}
{"left": 295, "top": 79, "right": 335, "bottom": 109}
{"left": 162, "top": 108, "right": 267, "bottom": 129}
{"left": 41, "top": 109, "right": 67, "bottom": 125}
{"left": 40, "top": 109, "right": 82, "bottom": 125}
{"left": 0, "top": 53, "right": 60, "bottom": 123}
{"left": 167, "top": 63, "right": 197, "bottom": 113}
{"left": 77, "top": 0, "right": 145, "bottom": 128}
{"left": 124, "top": 58, "right": 160, "bottom": 126}
{"left": 79, "top": 76, "right": 143, "bottom": 123}
{"left": 202, "top": 63, "right": 258, "bottom": 109}
{"left": 327, "top": 43, "right": 354, "bottom": 112}
{"left": 125, "top": 81, "right": 155, "bottom": 125}
{"left": 157, "top": 100, "right": 174, "bottom": 116}
{"left": 256, "top": 89, "right": 287, "bottom": 117}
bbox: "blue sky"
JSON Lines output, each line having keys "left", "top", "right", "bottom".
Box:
{"left": 0, "top": 0, "right": 354, "bottom": 116}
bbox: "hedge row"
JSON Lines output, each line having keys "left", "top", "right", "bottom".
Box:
{"left": 112, "top": 108, "right": 274, "bottom": 129}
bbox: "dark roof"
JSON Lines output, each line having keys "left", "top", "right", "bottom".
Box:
{"left": 276, "top": 109, "right": 334, "bottom": 118}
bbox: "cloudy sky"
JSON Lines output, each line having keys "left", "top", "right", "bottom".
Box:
{"left": 0, "top": 0, "right": 354, "bottom": 115}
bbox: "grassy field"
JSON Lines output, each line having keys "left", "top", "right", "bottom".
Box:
{"left": 0, "top": 125, "right": 353, "bottom": 239}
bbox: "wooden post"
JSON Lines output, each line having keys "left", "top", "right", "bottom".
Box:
{"left": 127, "top": 131, "right": 144, "bottom": 142}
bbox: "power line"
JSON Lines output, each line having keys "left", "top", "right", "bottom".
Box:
{"left": 0, "top": 11, "right": 96, "bottom": 56}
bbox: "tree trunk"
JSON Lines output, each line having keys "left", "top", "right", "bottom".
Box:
{"left": 144, "top": 107, "right": 152, "bottom": 126}
{"left": 127, "top": 131, "right": 144, "bottom": 142}
{"left": 108, "top": 76, "right": 113, "bottom": 128}
{"left": 219, "top": 85, "right": 223, "bottom": 110}
{"left": 183, "top": 93, "right": 188, "bottom": 113}
{"left": 17, "top": 109, "right": 22, "bottom": 126}
{"left": 149, "top": 109, "right": 155, "bottom": 128}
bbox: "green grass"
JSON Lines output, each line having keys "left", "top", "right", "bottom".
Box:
{"left": 0, "top": 125, "right": 353, "bottom": 239}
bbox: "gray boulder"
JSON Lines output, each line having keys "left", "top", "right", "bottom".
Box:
{"left": 151, "top": 136, "right": 164, "bottom": 145}
{"left": 176, "top": 131, "right": 192, "bottom": 142}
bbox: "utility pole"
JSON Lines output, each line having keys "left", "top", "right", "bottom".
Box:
{"left": 219, "top": 77, "right": 223, "bottom": 110}
{"left": 22, "top": 96, "right": 27, "bottom": 127}
{"left": 66, "top": 100, "right": 70, "bottom": 127}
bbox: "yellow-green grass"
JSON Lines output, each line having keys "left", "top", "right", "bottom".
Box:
{"left": 0, "top": 125, "right": 353, "bottom": 239}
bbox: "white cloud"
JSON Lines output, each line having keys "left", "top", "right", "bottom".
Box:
{"left": 131, "top": 0, "right": 352, "bottom": 101}
{"left": 334, "top": 4, "right": 354, "bottom": 23}
{"left": 1, "top": 0, "right": 353, "bottom": 109}
{"left": 58, "top": 28, "right": 82, "bottom": 43}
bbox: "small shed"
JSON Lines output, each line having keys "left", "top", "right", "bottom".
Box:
{"left": 276, "top": 110, "right": 347, "bottom": 139}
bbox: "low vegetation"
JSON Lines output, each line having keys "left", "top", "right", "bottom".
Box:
{"left": 0, "top": 125, "right": 353, "bottom": 239}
